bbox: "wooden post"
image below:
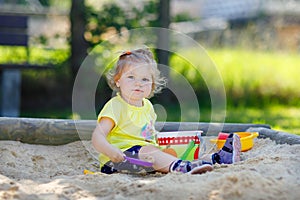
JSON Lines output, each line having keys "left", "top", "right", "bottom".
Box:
{"left": 0, "top": 70, "right": 21, "bottom": 117}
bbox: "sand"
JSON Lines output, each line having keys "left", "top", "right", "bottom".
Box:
{"left": 1, "top": 138, "right": 300, "bottom": 200}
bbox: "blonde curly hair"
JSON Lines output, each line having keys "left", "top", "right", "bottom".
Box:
{"left": 106, "top": 47, "right": 167, "bottom": 98}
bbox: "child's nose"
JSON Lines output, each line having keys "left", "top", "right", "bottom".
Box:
{"left": 135, "top": 79, "right": 143, "bottom": 85}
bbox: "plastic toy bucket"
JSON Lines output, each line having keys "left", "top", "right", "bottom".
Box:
{"left": 210, "top": 132, "right": 259, "bottom": 152}
{"left": 157, "top": 131, "right": 203, "bottom": 161}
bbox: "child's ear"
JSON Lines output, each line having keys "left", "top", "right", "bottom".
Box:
{"left": 116, "top": 80, "right": 120, "bottom": 87}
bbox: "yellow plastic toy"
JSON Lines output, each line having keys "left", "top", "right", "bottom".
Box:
{"left": 84, "top": 169, "right": 96, "bottom": 175}
{"left": 210, "top": 132, "right": 259, "bottom": 152}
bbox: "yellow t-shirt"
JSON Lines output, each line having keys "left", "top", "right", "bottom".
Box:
{"left": 97, "top": 93, "right": 158, "bottom": 166}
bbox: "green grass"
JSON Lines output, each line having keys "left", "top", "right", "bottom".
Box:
{"left": 208, "top": 48, "right": 300, "bottom": 102}
{"left": 21, "top": 108, "right": 73, "bottom": 119}
{"left": 207, "top": 49, "right": 300, "bottom": 135}
{"left": 224, "top": 106, "right": 300, "bottom": 136}
{"left": 155, "top": 105, "right": 300, "bottom": 135}
{"left": 170, "top": 48, "right": 300, "bottom": 106}
{"left": 0, "top": 46, "right": 69, "bottom": 65}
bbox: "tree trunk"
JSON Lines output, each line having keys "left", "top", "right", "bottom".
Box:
{"left": 70, "top": 0, "right": 89, "bottom": 80}
{"left": 156, "top": 0, "right": 173, "bottom": 105}
{"left": 156, "top": 0, "right": 170, "bottom": 76}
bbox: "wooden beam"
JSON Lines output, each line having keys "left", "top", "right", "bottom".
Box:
{"left": 0, "top": 117, "right": 95, "bottom": 145}
{"left": 156, "top": 121, "right": 271, "bottom": 134}
{"left": 0, "top": 117, "right": 273, "bottom": 145}
{"left": 247, "top": 127, "right": 300, "bottom": 145}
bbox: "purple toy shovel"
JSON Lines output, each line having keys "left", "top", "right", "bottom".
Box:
{"left": 124, "top": 156, "right": 153, "bottom": 167}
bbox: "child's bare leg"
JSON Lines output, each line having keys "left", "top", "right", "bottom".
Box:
{"left": 139, "top": 145, "right": 213, "bottom": 174}
{"left": 138, "top": 145, "right": 177, "bottom": 173}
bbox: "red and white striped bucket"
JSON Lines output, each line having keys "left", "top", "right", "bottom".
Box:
{"left": 156, "top": 131, "right": 203, "bottom": 160}
{"left": 157, "top": 131, "right": 201, "bottom": 145}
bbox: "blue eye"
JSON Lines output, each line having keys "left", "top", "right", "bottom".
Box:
{"left": 142, "top": 78, "right": 150, "bottom": 82}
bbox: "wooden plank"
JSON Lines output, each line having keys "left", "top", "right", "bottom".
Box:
{"left": 156, "top": 121, "right": 271, "bottom": 135}
{"left": 0, "top": 117, "right": 96, "bottom": 145}
{"left": 247, "top": 127, "right": 300, "bottom": 145}
{"left": 0, "top": 15, "right": 28, "bottom": 46}
{"left": 0, "top": 117, "right": 273, "bottom": 145}
{"left": 0, "top": 15, "right": 28, "bottom": 28}
{"left": 0, "top": 33, "right": 28, "bottom": 46}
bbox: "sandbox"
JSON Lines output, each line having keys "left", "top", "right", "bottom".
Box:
{"left": 0, "top": 117, "right": 299, "bottom": 199}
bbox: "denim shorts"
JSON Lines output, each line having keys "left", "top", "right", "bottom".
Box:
{"left": 100, "top": 145, "right": 155, "bottom": 174}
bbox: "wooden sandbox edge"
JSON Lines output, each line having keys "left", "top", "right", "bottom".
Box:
{"left": 247, "top": 127, "right": 300, "bottom": 145}
{"left": 1, "top": 117, "right": 298, "bottom": 145}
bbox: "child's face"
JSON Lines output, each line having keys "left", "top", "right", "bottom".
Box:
{"left": 116, "top": 64, "right": 153, "bottom": 106}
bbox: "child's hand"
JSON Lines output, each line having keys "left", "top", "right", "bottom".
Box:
{"left": 108, "top": 147, "right": 125, "bottom": 163}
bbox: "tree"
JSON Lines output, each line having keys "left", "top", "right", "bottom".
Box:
{"left": 70, "top": 0, "right": 89, "bottom": 79}
{"left": 84, "top": 1, "right": 158, "bottom": 47}
{"left": 156, "top": 0, "right": 170, "bottom": 70}
{"left": 156, "top": 0, "right": 172, "bottom": 104}
{"left": 69, "top": 0, "right": 175, "bottom": 85}
{"left": 69, "top": 0, "right": 160, "bottom": 79}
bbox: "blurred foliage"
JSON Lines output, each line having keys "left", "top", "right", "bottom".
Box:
{"left": 1, "top": 0, "right": 70, "bottom": 7}
{"left": 172, "top": 12, "right": 197, "bottom": 22}
{"left": 1, "top": 0, "right": 27, "bottom": 5}
{"left": 84, "top": 0, "right": 159, "bottom": 47}
{"left": 0, "top": 46, "right": 69, "bottom": 66}
{"left": 154, "top": 104, "right": 300, "bottom": 135}
{"left": 84, "top": 0, "right": 195, "bottom": 47}
{"left": 37, "top": 0, "right": 50, "bottom": 6}
{"left": 1, "top": 0, "right": 50, "bottom": 6}
{"left": 4, "top": 45, "right": 300, "bottom": 109}
{"left": 170, "top": 48, "right": 300, "bottom": 107}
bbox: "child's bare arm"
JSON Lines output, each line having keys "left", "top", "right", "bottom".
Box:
{"left": 91, "top": 117, "right": 125, "bottom": 163}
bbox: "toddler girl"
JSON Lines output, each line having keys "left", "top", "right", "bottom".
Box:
{"left": 91, "top": 47, "right": 241, "bottom": 174}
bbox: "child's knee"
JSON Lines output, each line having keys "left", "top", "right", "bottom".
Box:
{"left": 138, "top": 145, "right": 158, "bottom": 160}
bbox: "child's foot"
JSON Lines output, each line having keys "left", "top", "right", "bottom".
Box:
{"left": 170, "top": 160, "right": 213, "bottom": 174}
{"left": 189, "top": 162, "right": 214, "bottom": 174}
{"left": 212, "top": 133, "right": 241, "bottom": 164}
